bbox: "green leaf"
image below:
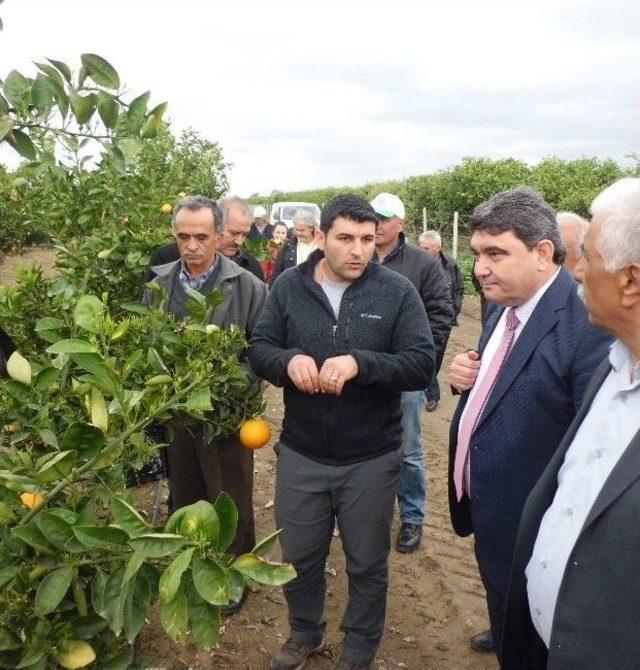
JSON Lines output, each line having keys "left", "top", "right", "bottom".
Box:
{"left": 91, "top": 569, "right": 107, "bottom": 618}
{"left": 117, "top": 138, "right": 142, "bottom": 164}
{"left": 47, "top": 339, "right": 97, "bottom": 354}
{"left": 125, "top": 91, "right": 150, "bottom": 133}
{"left": 73, "top": 525, "right": 130, "bottom": 551}
{"left": 0, "top": 470, "right": 41, "bottom": 493}
{"left": 226, "top": 567, "right": 245, "bottom": 604}
{"left": 214, "top": 492, "right": 238, "bottom": 553}
{"left": 70, "top": 93, "right": 97, "bottom": 125}
{"left": 16, "top": 648, "right": 46, "bottom": 669}
{"left": 36, "top": 450, "right": 77, "bottom": 484}
{"left": 232, "top": 553, "right": 297, "bottom": 586}
{"left": 102, "top": 567, "right": 127, "bottom": 636}
{"left": 35, "top": 317, "right": 66, "bottom": 332}
{"left": 12, "top": 525, "right": 56, "bottom": 555}
{"left": 184, "top": 388, "right": 212, "bottom": 414}
{"left": 47, "top": 58, "right": 72, "bottom": 83}
{"left": 0, "top": 116, "right": 13, "bottom": 140}
{"left": 122, "top": 552, "right": 145, "bottom": 585}
{"left": 71, "top": 615, "right": 108, "bottom": 640}
{"left": 128, "top": 533, "right": 186, "bottom": 558}
{"left": 35, "top": 512, "right": 83, "bottom": 552}
{"left": 70, "top": 353, "right": 116, "bottom": 394}
{"left": 0, "top": 628, "right": 20, "bottom": 651}
{"left": 73, "top": 295, "right": 105, "bottom": 333}
{"left": 191, "top": 557, "right": 229, "bottom": 606}
{"left": 97, "top": 648, "right": 133, "bottom": 670}
{"left": 112, "top": 498, "right": 151, "bottom": 538}
{"left": 0, "top": 567, "right": 20, "bottom": 589}
{"left": 34, "top": 367, "right": 60, "bottom": 392}
{"left": 31, "top": 74, "right": 54, "bottom": 115}
{"left": 8, "top": 129, "right": 37, "bottom": 161}
{"left": 123, "top": 571, "right": 151, "bottom": 643}
{"left": 159, "top": 548, "right": 194, "bottom": 602}
{"left": 140, "top": 115, "right": 158, "bottom": 139}
{"left": 81, "top": 54, "right": 120, "bottom": 89}
{"left": 38, "top": 428, "right": 59, "bottom": 447}
{"left": 179, "top": 500, "right": 219, "bottom": 544}
{"left": 60, "top": 421, "right": 105, "bottom": 459}
{"left": 3, "top": 70, "right": 31, "bottom": 110}
{"left": 35, "top": 566, "right": 72, "bottom": 614}
{"left": 164, "top": 506, "right": 189, "bottom": 534}
{"left": 97, "top": 92, "right": 119, "bottom": 130}
{"left": 121, "top": 302, "right": 152, "bottom": 317}
{"left": 188, "top": 594, "right": 220, "bottom": 650}
{"left": 0, "top": 502, "right": 16, "bottom": 527}
{"left": 159, "top": 591, "right": 188, "bottom": 642}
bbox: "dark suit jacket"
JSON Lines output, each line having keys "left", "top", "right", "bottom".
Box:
{"left": 502, "top": 357, "right": 640, "bottom": 670}
{"left": 247, "top": 222, "right": 274, "bottom": 241}
{"left": 448, "top": 269, "right": 613, "bottom": 599}
{"left": 271, "top": 238, "right": 297, "bottom": 284}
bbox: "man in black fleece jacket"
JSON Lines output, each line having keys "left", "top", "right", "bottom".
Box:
{"left": 249, "top": 195, "right": 435, "bottom": 670}
{"left": 371, "top": 192, "right": 454, "bottom": 554}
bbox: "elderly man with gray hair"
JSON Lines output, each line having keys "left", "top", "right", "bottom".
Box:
{"left": 447, "top": 187, "right": 612, "bottom": 657}
{"left": 502, "top": 178, "right": 640, "bottom": 670}
{"left": 271, "top": 208, "right": 320, "bottom": 283}
{"left": 556, "top": 211, "right": 589, "bottom": 280}
{"left": 145, "top": 195, "right": 268, "bottom": 615}
{"left": 419, "top": 230, "right": 465, "bottom": 411}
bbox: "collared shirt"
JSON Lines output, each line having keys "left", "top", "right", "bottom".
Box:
{"left": 526, "top": 339, "right": 640, "bottom": 647}
{"left": 178, "top": 256, "right": 219, "bottom": 292}
{"left": 459, "top": 268, "right": 561, "bottom": 493}
{"left": 296, "top": 239, "right": 317, "bottom": 265}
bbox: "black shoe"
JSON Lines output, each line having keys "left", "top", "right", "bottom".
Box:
{"left": 272, "top": 637, "right": 324, "bottom": 670}
{"left": 220, "top": 588, "right": 248, "bottom": 617}
{"left": 470, "top": 629, "right": 494, "bottom": 653}
{"left": 396, "top": 523, "right": 422, "bottom": 553}
{"left": 425, "top": 399, "right": 438, "bottom": 412}
{"left": 333, "top": 659, "right": 371, "bottom": 670}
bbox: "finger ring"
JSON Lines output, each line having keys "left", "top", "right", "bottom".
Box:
{"left": 330, "top": 375, "right": 338, "bottom": 382}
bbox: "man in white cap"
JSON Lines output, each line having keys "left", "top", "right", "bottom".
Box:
{"left": 248, "top": 204, "right": 274, "bottom": 241}
{"left": 370, "top": 192, "right": 454, "bottom": 553}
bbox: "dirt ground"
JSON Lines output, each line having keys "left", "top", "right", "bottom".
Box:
{"left": 1, "top": 248, "right": 497, "bottom": 670}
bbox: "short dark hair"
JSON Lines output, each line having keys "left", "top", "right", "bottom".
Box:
{"left": 320, "top": 194, "right": 378, "bottom": 234}
{"left": 469, "top": 187, "right": 566, "bottom": 264}
{"left": 172, "top": 195, "right": 223, "bottom": 234}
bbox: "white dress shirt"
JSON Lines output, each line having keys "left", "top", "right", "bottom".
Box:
{"left": 296, "top": 240, "right": 317, "bottom": 265}
{"left": 459, "top": 268, "right": 561, "bottom": 493}
{"left": 526, "top": 339, "right": 640, "bottom": 647}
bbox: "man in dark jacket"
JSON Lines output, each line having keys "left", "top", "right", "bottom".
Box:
{"left": 249, "top": 194, "right": 435, "bottom": 670}
{"left": 371, "top": 192, "right": 454, "bottom": 554}
{"left": 271, "top": 208, "right": 319, "bottom": 283}
{"left": 247, "top": 205, "right": 274, "bottom": 241}
{"left": 148, "top": 195, "right": 265, "bottom": 282}
{"left": 145, "top": 195, "right": 267, "bottom": 615}
{"left": 419, "top": 230, "right": 465, "bottom": 411}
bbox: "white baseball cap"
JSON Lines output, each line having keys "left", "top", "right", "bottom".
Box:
{"left": 370, "top": 192, "right": 405, "bottom": 219}
{"left": 253, "top": 205, "right": 267, "bottom": 219}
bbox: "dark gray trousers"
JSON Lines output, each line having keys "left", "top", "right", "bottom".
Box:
{"left": 275, "top": 442, "right": 402, "bottom": 665}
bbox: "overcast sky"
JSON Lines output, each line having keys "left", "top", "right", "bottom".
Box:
{"left": 1, "top": 0, "right": 638, "bottom": 196}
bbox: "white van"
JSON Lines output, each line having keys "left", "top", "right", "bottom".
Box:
{"left": 269, "top": 202, "right": 321, "bottom": 229}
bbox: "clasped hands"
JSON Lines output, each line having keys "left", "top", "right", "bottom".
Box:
{"left": 287, "top": 354, "right": 358, "bottom": 396}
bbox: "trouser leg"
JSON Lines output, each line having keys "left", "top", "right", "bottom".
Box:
{"left": 165, "top": 425, "right": 209, "bottom": 512}
{"left": 275, "top": 443, "right": 333, "bottom": 646}
{"left": 197, "top": 433, "right": 255, "bottom": 555}
{"left": 397, "top": 391, "right": 426, "bottom": 525}
{"left": 336, "top": 449, "right": 402, "bottom": 665}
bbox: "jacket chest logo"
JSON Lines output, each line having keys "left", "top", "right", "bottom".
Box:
{"left": 360, "top": 312, "right": 382, "bottom": 320}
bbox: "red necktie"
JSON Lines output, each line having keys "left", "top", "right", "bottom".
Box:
{"left": 454, "top": 308, "right": 520, "bottom": 501}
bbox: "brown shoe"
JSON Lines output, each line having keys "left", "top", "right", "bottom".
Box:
{"left": 272, "top": 637, "right": 324, "bottom": 670}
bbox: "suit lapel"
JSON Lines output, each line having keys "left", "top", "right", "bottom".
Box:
{"left": 474, "top": 270, "right": 571, "bottom": 433}
{"left": 583, "top": 428, "right": 640, "bottom": 529}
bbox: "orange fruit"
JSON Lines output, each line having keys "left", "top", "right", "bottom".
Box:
{"left": 20, "top": 492, "right": 45, "bottom": 510}
{"left": 160, "top": 203, "right": 172, "bottom": 214}
{"left": 239, "top": 418, "right": 271, "bottom": 450}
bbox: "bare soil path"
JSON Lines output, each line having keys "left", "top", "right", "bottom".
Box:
{"left": 1, "top": 248, "right": 497, "bottom": 670}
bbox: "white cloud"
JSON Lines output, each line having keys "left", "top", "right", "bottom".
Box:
{"left": 1, "top": 0, "right": 638, "bottom": 195}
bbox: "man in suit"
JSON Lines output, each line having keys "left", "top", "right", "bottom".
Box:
{"left": 501, "top": 178, "right": 640, "bottom": 670}
{"left": 556, "top": 211, "right": 589, "bottom": 281}
{"left": 447, "top": 187, "right": 612, "bottom": 658}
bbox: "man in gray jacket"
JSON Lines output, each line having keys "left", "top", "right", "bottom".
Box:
{"left": 146, "top": 195, "right": 267, "bottom": 613}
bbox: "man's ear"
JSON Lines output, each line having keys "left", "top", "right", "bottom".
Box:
{"left": 315, "top": 230, "right": 325, "bottom": 251}
{"left": 537, "top": 239, "right": 555, "bottom": 269}
{"left": 620, "top": 262, "right": 640, "bottom": 308}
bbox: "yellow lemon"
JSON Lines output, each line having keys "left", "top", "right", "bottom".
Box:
{"left": 160, "top": 203, "right": 172, "bottom": 214}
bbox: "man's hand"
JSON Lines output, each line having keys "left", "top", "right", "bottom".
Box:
{"left": 449, "top": 350, "right": 481, "bottom": 392}
{"left": 287, "top": 355, "right": 320, "bottom": 394}
{"left": 318, "top": 355, "right": 358, "bottom": 395}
